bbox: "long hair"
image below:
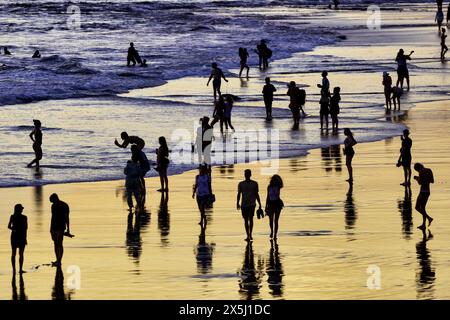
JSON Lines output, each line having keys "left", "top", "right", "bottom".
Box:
{"left": 159, "top": 136, "right": 168, "bottom": 153}
{"left": 269, "top": 174, "right": 284, "bottom": 189}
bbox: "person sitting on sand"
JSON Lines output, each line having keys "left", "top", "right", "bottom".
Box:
{"left": 207, "top": 62, "right": 228, "bottom": 101}
{"left": 329, "top": 87, "right": 341, "bottom": 132}
{"left": 395, "top": 49, "right": 413, "bottom": 91}
{"left": 436, "top": 7, "right": 444, "bottom": 32}
{"left": 124, "top": 154, "right": 143, "bottom": 212}
{"left": 262, "top": 77, "right": 277, "bottom": 121}
{"left": 32, "top": 50, "right": 41, "bottom": 58}
{"left": 8, "top": 204, "right": 28, "bottom": 274}
{"left": 397, "top": 129, "right": 413, "bottom": 186}
{"left": 414, "top": 163, "right": 434, "bottom": 230}
{"left": 391, "top": 85, "right": 403, "bottom": 111}
{"left": 115, "top": 132, "right": 145, "bottom": 150}
{"left": 441, "top": 28, "right": 448, "bottom": 59}
{"left": 343, "top": 128, "right": 357, "bottom": 183}
{"left": 49, "top": 193, "right": 71, "bottom": 267}
{"left": 27, "top": 119, "right": 42, "bottom": 170}
{"left": 382, "top": 71, "right": 393, "bottom": 110}
{"left": 4, "top": 46, "right": 11, "bottom": 55}
{"left": 237, "top": 169, "right": 262, "bottom": 242}
{"left": 193, "top": 164, "right": 212, "bottom": 227}
{"left": 238, "top": 47, "right": 249, "bottom": 78}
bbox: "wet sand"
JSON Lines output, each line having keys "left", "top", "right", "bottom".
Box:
{"left": 1, "top": 5, "right": 450, "bottom": 300}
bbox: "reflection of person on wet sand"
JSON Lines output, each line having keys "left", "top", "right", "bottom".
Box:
{"left": 158, "top": 191, "right": 170, "bottom": 245}
{"left": 344, "top": 182, "right": 357, "bottom": 230}
{"left": 27, "top": 119, "right": 42, "bottom": 170}
{"left": 52, "top": 266, "right": 73, "bottom": 300}
{"left": 8, "top": 204, "right": 28, "bottom": 274}
{"left": 266, "top": 239, "right": 284, "bottom": 297}
{"left": 416, "top": 228, "right": 435, "bottom": 299}
{"left": 414, "top": 163, "right": 434, "bottom": 230}
{"left": 195, "top": 223, "right": 215, "bottom": 274}
{"left": 398, "top": 185, "right": 413, "bottom": 239}
{"left": 12, "top": 273, "right": 27, "bottom": 300}
{"left": 238, "top": 242, "right": 261, "bottom": 300}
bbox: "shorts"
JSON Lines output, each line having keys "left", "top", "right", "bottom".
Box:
{"left": 401, "top": 154, "right": 411, "bottom": 167}
{"left": 11, "top": 234, "right": 27, "bottom": 249}
{"left": 241, "top": 206, "right": 256, "bottom": 219}
{"left": 266, "top": 199, "right": 284, "bottom": 215}
{"left": 397, "top": 66, "right": 409, "bottom": 78}
{"left": 197, "top": 195, "right": 209, "bottom": 207}
{"left": 416, "top": 192, "right": 430, "bottom": 210}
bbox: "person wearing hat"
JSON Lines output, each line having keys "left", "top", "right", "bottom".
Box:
{"left": 397, "top": 129, "right": 413, "bottom": 186}
{"left": 382, "top": 71, "right": 393, "bottom": 110}
{"left": 27, "top": 119, "right": 43, "bottom": 170}
{"left": 8, "top": 204, "right": 28, "bottom": 274}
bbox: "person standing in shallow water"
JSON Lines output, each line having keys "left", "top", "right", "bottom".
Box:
{"left": 329, "top": 87, "right": 341, "bottom": 132}
{"left": 382, "top": 72, "right": 393, "bottom": 110}
{"left": 265, "top": 175, "right": 284, "bottom": 240}
{"left": 8, "top": 204, "right": 28, "bottom": 274}
{"left": 237, "top": 169, "right": 262, "bottom": 242}
{"left": 27, "top": 119, "right": 42, "bottom": 170}
{"left": 262, "top": 77, "right": 277, "bottom": 121}
{"left": 441, "top": 28, "right": 448, "bottom": 59}
{"left": 49, "top": 193, "right": 71, "bottom": 267}
{"left": 238, "top": 47, "right": 249, "bottom": 78}
{"left": 343, "top": 128, "right": 357, "bottom": 183}
{"left": 207, "top": 62, "right": 228, "bottom": 101}
{"left": 414, "top": 163, "right": 434, "bottom": 230}
{"left": 395, "top": 49, "right": 413, "bottom": 91}
{"left": 397, "top": 129, "right": 412, "bottom": 186}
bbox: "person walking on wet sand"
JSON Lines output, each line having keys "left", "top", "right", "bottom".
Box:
{"left": 395, "top": 49, "right": 413, "bottom": 91}
{"left": 193, "top": 164, "right": 212, "bottom": 227}
{"left": 397, "top": 129, "right": 412, "bottom": 186}
{"left": 8, "top": 204, "right": 28, "bottom": 274}
{"left": 262, "top": 77, "right": 277, "bottom": 120}
{"left": 329, "top": 87, "right": 341, "bottom": 132}
{"left": 156, "top": 136, "right": 169, "bottom": 192}
{"left": 414, "top": 163, "right": 434, "bottom": 230}
{"left": 27, "top": 119, "right": 42, "bottom": 170}
{"left": 441, "top": 28, "right": 448, "bottom": 59}
{"left": 265, "top": 175, "right": 284, "bottom": 240}
{"left": 237, "top": 169, "right": 262, "bottom": 242}
{"left": 343, "top": 128, "right": 357, "bottom": 183}
{"left": 49, "top": 193, "right": 71, "bottom": 267}
{"left": 238, "top": 47, "right": 249, "bottom": 78}
{"left": 382, "top": 72, "right": 393, "bottom": 110}
{"left": 115, "top": 132, "right": 145, "bottom": 150}
{"left": 207, "top": 62, "right": 228, "bottom": 101}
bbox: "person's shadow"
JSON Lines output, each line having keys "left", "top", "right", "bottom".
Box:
{"left": 52, "top": 266, "right": 73, "bottom": 300}
{"left": 398, "top": 185, "right": 413, "bottom": 239}
{"left": 266, "top": 239, "right": 284, "bottom": 297}
{"left": 158, "top": 191, "right": 170, "bottom": 247}
{"left": 344, "top": 182, "right": 358, "bottom": 234}
{"left": 416, "top": 228, "right": 435, "bottom": 299}
{"left": 12, "top": 274, "right": 27, "bottom": 300}
{"left": 195, "top": 223, "right": 215, "bottom": 274}
{"left": 126, "top": 208, "right": 150, "bottom": 263}
{"left": 238, "top": 242, "right": 261, "bottom": 300}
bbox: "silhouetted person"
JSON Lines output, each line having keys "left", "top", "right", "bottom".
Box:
{"left": 265, "top": 175, "right": 284, "bottom": 240}
{"left": 397, "top": 129, "right": 412, "bottom": 186}
{"left": 436, "top": 0, "right": 443, "bottom": 10}
{"left": 127, "top": 42, "right": 139, "bottom": 66}
{"left": 317, "top": 71, "right": 330, "bottom": 97}
{"left": 441, "top": 28, "right": 448, "bottom": 59}
{"left": 27, "top": 119, "right": 42, "bottom": 169}
{"left": 237, "top": 169, "right": 262, "bottom": 242}
{"left": 414, "top": 163, "right": 434, "bottom": 230}
{"left": 262, "top": 77, "right": 277, "bottom": 120}
{"left": 32, "top": 50, "right": 41, "bottom": 58}
{"left": 382, "top": 72, "right": 393, "bottom": 110}
{"left": 115, "top": 131, "right": 145, "bottom": 150}
{"left": 200, "top": 116, "right": 213, "bottom": 166}
{"left": 193, "top": 164, "right": 212, "bottom": 227}
{"left": 416, "top": 228, "right": 435, "bottom": 299}
{"left": 266, "top": 239, "right": 284, "bottom": 297}
{"left": 238, "top": 242, "right": 261, "bottom": 300}
{"left": 329, "top": 86, "right": 341, "bottom": 132}
{"left": 131, "top": 144, "right": 149, "bottom": 203}
{"left": 156, "top": 136, "right": 169, "bottom": 192}
{"left": 210, "top": 95, "right": 225, "bottom": 133}
{"left": 12, "top": 274, "right": 27, "bottom": 300}
{"left": 436, "top": 8, "right": 444, "bottom": 32}
{"left": 8, "top": 204, "right": 28, "bottom": 274}
{"left": 223, "top": 95, "right": 235, "bottom": 131}
{"left": 391, "top": 85, "right": 403, "bottom": 111}
{"left": 398, "top": 185, "right": 413, "bottom": 239}
{"left": 318, "top": 71, "right": 330, "bottom": 130}
{"left": 238, "top": 47, "right": 249, "bottom": 78}
{"left": 343, "top": 128, "right": 357, "bottom": 182}
{"left": 124, "top": 154, "right": 143, "bottom": 211}
{"left": 395, "top": 49, "right": 413, "bottom": 91}
{"left": 207, "top": 62, "right": 228, "bottom": 101}
{"left": 4, "top": 46, "right": 11, "bottom": 55}
{"left": 287, "top": 81, "right": 304, "bottom": 129}
{"left": 255, "top": 40, "right": 271, "bottom": 69}
{"left": 49, "top": 193, "right": 71, "bottom": 267}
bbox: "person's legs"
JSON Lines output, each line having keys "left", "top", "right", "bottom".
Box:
{"left": 325, "top": 114, "right": 329, "bottom": 128}
{"left": 11, "top": 246, "right": 17, "bottom": 273}
{"left": 246, "top": 65, "right": 249, "bottom": 77}
{"left": 268, "top": 213, "right": 274, "bottom": 238}
{"left": 346, "top": 154, "right": 353, "bottom": 181}
{"left": 274, "top": 210, "right": 281, "bottom": 239}
{"left": 126, "top": 187, "right": 133, "bottom": 209}
{"left": 164, "top": 174, "right": 168, "bottom": 191}
{"left": 406, "top": 75, "right": 410, "bottom": 91}
{"left": 19, "top": 247, "right": 25, "bottom": 273}
{"left": 219, "top": 118, "right": 224, "bottom": 134}
{"left": 159, "top": 172, "right": 164, "bottom": 190}
{"left": 239, "top": 65, "right": 244, "bottom": 77}
{"left": 320, "top": 113, "right": 324, "bottom": 129}
{"left": 133, "top": 188, "right": 142, "bottom": 210}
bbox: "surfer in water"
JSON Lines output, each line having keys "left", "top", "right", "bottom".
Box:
{"left": 127, "top": 42, "right": 142, "bottom": 66}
